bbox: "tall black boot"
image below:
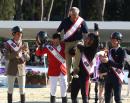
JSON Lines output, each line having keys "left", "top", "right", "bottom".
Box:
{"left": 62, "top": 96, "right": 67, "bottom": 103}
{"left": 83, "top": 96, "right": 89, "bottom": 103}
{"left": 8, "top": 93, "right": 12, "bottom": 103}
{"left": 50, "top": 95, "right": 56, "bottom": 103}
{"left": 72, "top": 99, "right": 78, "bottom": 103}
{"left": 21, "top": 94, "right": 25, "bottom": 103}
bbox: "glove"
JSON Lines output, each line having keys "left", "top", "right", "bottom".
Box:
{"left": 116, "top": 69, "right": 122, "bottom": 74}
{"left": 94, "top": 23, "right": 99, "bottom": 31}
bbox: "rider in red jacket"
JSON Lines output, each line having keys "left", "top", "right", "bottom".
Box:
{"left": 36, "top": 42, "right": 66, "bottom": 76}
{"left": 35, "top": 32, "right": 67, "bottom": 103}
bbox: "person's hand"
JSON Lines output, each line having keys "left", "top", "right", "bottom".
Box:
{"left": 17, "top": 46, "right": 23, "bottom": 54}
{"left": 94, "top": 23, "right": 99, "bottom": 31}
{"left": 116, "top": 69, "right": 122, "bottom": 74}
{"left": 94, "top": 23, "right": 99, "bottom": 36}
{"left": 22, "top": 44, "right": 28, "bottom": 52}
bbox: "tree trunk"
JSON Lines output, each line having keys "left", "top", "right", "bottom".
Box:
{"left": 40, "top": 0, "right": 44, "bottom": 21}
{"left": 46, "top": 0, "right": 54, "bottom": 21}
{"left": 96, "top": 0, "right": 106, "bottom": 21}
{"left": 80, "top": 0, "right": 90, "bottom": 20}
{"left": 64, "top": 0, "right": 74, "bottom": 17}
{"left": 102, "top": 0, "right": 106, "bottom": 21}
{"left": 0, "top": 0, "right": 15, "bottom": 20}
{"left": 22, "top": 0, "right": 34, "bottom": 20}
{"left": 80, "top": 0, "right": 106, "bottom": 21}
{"left": 14, "top": 0, "right": 23, "bottom": 20}
{"left": 64, "top": 0, "right": 68, "bottom": 18}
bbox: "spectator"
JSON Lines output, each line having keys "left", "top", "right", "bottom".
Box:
{"left": 36, "top": 32, "right": 67, "bottom": 103}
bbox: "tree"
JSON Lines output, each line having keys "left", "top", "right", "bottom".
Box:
{"left": 96, "top": 0, "right": 106, "bottom": 21}
{"left": 80, "top": 0, "right": 95, "bottom": 20}
{"left": 64, "top": 0, "right": 74, "bottom": 17}
{"left": 104, "top": 0, "right": 124, "bottom": 21}
{"left": 14, "top": 0, "right": 23, "bottom": 20}
{"left": 80, "top": 0, "right": 106, "bottom": 21}
{"left": 46, "top": 0, "right": 54, "bottom": 21}
{"left": 0, "top": 0, "right": 15, "bottom": 20}
{"left": 41, "top": 0, "right": 44, "bottom": 20}
{"left": 22, "top": 0, "right": 34, "bottom": 20}
{"left": 122, "top": 0, "right": 130, "bottom": 21}
{"left": 50, "top": 0, "right": 66, "bottom": 20}
{"left": 34, "top": 0, "right": 44, "bottom": 20}
{"left": 0, "top": 0, "right": 127, "bottom": 21}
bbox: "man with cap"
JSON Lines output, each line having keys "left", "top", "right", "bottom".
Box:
{"left": 69, "top": 24, "right": 99, "bottom": 103}
{"left": 5, "top": 26, "right": 30, "bottom": 103}
{"left": 57, "top": 7, "right": 88, "bottom": 91}
{"left": 100, "top": 32, "right": 125, "bottom": 103}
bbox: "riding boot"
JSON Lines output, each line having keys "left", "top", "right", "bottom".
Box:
{"left": 62, "top": 96, "right": 67, "bottom": 103}
{"left": 83, "top": 96, "right": 89, "bottom": 103}
{"left": 21, "top": 94, "right": 25, "bottom": 103}
{"left": 50, "top": 95, "right": 56, "bottom": 103}
{"left": 72, "top": 99, "right": 78, "bottom": 103}
{"left": 8, "top": 93, "right": 12, "bottom": 103}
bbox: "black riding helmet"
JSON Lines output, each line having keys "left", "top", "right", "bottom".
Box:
{"left": 83, "top": 32, "right": 97, "bottom": 47}
{"left": 83, "top": 32, "right": 97, "bottom": 41}
{"left": 36, "top": 31, "right": 48, "bottom": 44}
{"left": 87, "top": 32, "right": 96, "bottom": 41}
{"left": 11, "top": 26, "right": 22, "bottom": 36}
{"left": 110, "top": 32, "right": 123, "bottom": 41}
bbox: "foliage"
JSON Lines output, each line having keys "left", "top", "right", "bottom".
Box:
{"left": 0, "top": 0, "right": 15, "bottom": 20}
{"left": 122, "top": 0, "right": 130, "bottom": 21}
{"left": 50, "top": 0, "right": 65, "bottom": 20}
{"left": 26, "top": 70, "right": 47, "bottom": 85}
{"left": 26, "top": 70, "right": 46, "bottom": 80}
{"left": 22, "top": 0, "right": 37, "bottom": 20}
{"left": 0, "top": 0, "right": 130, "bottom": 21}
{"left": 104, "top": 0, "right": 124, "bottom": 21}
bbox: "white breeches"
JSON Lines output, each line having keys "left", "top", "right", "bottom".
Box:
{"left": 128, "top": 78, "right": 130, "bottom": 94}
{"left": 7, "top": 75, "right": 26, "bottom": 94}
{"left": 49, "top": 73, "right": 68, "bottom": 97}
